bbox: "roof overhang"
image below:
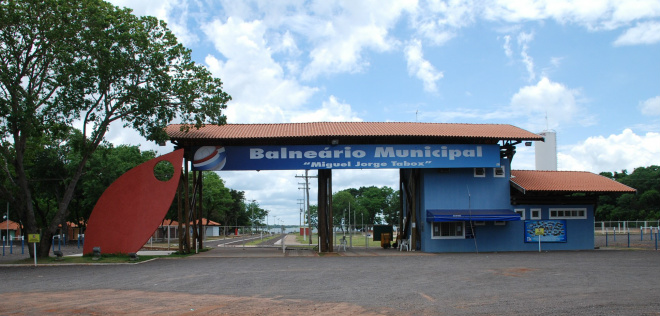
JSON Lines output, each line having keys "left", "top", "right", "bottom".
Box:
{"left": 426, "top": 209, "right": 521, "bottom": 222}
{"left": 166, "top": 122, "right": 545, "bottom": 147}
{"left": 510, "top": 170, "right": 636, "bottom": 195}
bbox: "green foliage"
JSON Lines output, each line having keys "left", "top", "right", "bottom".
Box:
{"left": 596, "top": 165, "right": 660, "bottom": 221}
{"left": 332, "top": 186, "right": 400, "bottom": 229}
{"left": 0, "top": 0, "right": 230, "bottom": 257}
{"left": 201, "top": 172, "right": 233, "bottom": 225}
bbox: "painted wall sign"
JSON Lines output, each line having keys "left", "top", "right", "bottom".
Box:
{"left": 192, "top": 144, "right": 501, "bottom": 171}
{"left": 524, "top": 220, "right": 567, "bottom": 243}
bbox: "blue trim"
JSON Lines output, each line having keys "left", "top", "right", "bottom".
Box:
{"left": 426, "top": 209, "right": 521, "bottom": 222}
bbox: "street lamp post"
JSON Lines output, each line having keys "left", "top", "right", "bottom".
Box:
{"left": 5, "top": 202, "right": 8, "bottom": 247}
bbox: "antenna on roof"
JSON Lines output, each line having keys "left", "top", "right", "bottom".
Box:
{"left": 416, "top": 109, "right": 419, "bottom": 122}
{"left": 545, "top": 111, "right": 549, "bottom": 130}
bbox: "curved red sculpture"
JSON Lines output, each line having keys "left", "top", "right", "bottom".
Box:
{"left": 83, "top": 149, "right": 184, "bottom": 255}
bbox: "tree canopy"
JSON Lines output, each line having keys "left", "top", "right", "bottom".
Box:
{"left": 0, "top": 0, "right": 230, "bottom": 257}
{"left": 598, "top": 165, "right": 660, "bottom": 221}
{"left": 331, "top": 186, "right": 400, "bottom": 230}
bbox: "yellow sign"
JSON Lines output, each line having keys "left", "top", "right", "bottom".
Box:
{"left": 535, "top": 228, "right": 544, "bottom": 236}
{"left": 28, "top": 234, "right": 40, "bottom": 243}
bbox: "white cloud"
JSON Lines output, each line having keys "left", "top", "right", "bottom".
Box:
{"left": 422, "top": 77, "right": 589, "bottom": 130}
{"left": 409, "top": 0, "right": 476, "bottom": 45}
{"left": 300, "top": 1, "right": 411, "bottom": 80}
{"left": 106, "top": 0, "right": 198, "bottom": 46}
{"left": 509, "top": 77, "right": 589, "bottom": 130}
{"left": 517, "top": 31, "right": 535, "bottom": 82}
{"left": 202, "top": 17, "right": 318, "bottom": 123}
{"left": 290, "top": 96, "right": 362, "bottom": 122}
{"left": 503, "top": 34, "right": 513, "bottom": 58}
{"left": 484, "top": 0, "right": 660, "bottom": 31}
{"left": 559, "top": 129, "right": 660, "bottom": 172}
{"left": 614, "top": 21, "right": 660, "bottom": 46}
{"left": 640, "top": 96, "right": 660, "bottom": 116}
{"left": 404, "top": 39, "right": 444, "bottom": 93}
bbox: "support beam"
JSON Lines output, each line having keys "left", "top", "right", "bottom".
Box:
{"left": 197, "top": 171, "right": 204, "bottom": 250}
{"left": 317, "top": 169, "right": 333, "bottom": 252}
{"left": 183, "top": 158, "right": 191, "bottom": 253}
{"left": 177, "top": 171, "right": 184, "bottom": 253}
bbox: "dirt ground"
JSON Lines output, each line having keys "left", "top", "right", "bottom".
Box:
{"left": 1, "top": 289, "right": 393, "bottom": 316}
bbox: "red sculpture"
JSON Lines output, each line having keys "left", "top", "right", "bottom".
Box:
{"left": 83, "top": 149, "right": 184, "bottom": 255}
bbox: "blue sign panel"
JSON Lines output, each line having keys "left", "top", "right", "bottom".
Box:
{"left": 191, "top": 144, "right": 500, "bottom": 171}
{"left": 524, "top": 220, "right": 567, "bottom": 243}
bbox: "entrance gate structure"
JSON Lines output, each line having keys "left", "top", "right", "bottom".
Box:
{"left": 164, "top": 122, "right": 543, "bottom": 253}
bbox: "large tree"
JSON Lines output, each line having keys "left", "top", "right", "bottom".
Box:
{"left": 0, "top": 0, "right": 230, "bottom": 257}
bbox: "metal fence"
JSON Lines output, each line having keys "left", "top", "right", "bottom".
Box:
{"left": 594, "top": 220, "right": 660, "bottom": 233}
{"left": 594, "top": 221, "right": 660, "bottom": 250}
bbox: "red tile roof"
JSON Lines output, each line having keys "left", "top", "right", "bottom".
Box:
{"left": 166, "top": 122, "right": 544, "bottom": 142}
{"left": 0, "top": 220, "right": 20, "bottom": 231}
{"left": 511, "top": 170, "right": 636, "bottom": 194}
{"left": 159, "top": 218, "right": 221, "bottom": 226}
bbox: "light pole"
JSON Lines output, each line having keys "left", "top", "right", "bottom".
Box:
{"left": 251, "top": 200, "right": 256, "bottom": 234}
{"left": 5, "top": 202, "right": 8, "bottom": 247}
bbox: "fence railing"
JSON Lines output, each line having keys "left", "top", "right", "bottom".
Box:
{"left": 594, "top": 221, "right": 660, "bottom": 233}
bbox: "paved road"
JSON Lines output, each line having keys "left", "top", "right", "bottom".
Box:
{"left": 1, "top": 248, "right": 659, "bottom": 315}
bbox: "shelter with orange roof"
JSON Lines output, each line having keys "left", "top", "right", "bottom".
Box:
{"left": 160, "top": 122, "right": 636, "bottom": 253}
{"left": 1, "top": 219, "right": 21, "bottom": 241}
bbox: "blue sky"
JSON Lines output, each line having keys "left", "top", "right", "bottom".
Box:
{"left": 106, "top": 0, "right": 660, "bottom": 225}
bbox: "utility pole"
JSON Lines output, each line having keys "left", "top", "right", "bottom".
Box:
{"left": 296, "top": 170, "right": 317, "bottom": 245}
{"left": 297, "top": 198, "right": 305, "bottom": 240}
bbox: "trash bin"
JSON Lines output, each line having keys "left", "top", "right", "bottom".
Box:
{"left": 381, "top": 233, "right": 391, "bottom": 248}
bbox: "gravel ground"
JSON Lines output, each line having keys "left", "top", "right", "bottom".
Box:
{"left": 1, "top": 247, "right": 659, "bottom": 315}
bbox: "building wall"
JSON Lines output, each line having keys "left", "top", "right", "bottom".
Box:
{"left": 419, "top": 158, "right": 512, "bottom": 253}
{"left": 417, "top": 157, "right": 595, "bottom": 252}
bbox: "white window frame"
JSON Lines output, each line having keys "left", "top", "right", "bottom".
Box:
{"left": 474, "top": 168, "right": 486, "bottom": 178}
{"left": 514, "top": 208, "right": 525, "bottom": 220}
{"left": 493, "top": 166, "right": 505, "bottom": 178}
{"left": 530, "top": 208, "right": 542, "bottom": 220}
{"left": 431, "top": 221, "right": 465, "bottom": 239}
{"left": 474, "top": 221, "right": 486, "bottom": 226}
{"left": 549, "top": 208, "right": 587, "bottom": 219}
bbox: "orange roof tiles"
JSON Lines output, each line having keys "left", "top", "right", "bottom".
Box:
{"left": 0, "top": 220, "right": 20, "bottom": 231}
{"left": 159, "top": 218, "right": 221, "bottom": 226}
{"left": 511, "top": 170, "right": 636, "bottom": 194}
{"left": 166, "top": 122, "right": 544, "bottom": 141}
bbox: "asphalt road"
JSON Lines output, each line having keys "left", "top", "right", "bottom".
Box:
{"left": 1, "top": 249, "right": 659, "bottom": 315}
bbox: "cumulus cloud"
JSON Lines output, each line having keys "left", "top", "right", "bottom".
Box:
{"left": 299, "top": 1, "right": 411, "bottom": 79}
{"left": 614, "top": 21, "right": 660, "bottom": 46}
{"left": 202, "top": 17, "right": 318, "bottom": 123}
{"left": 509, "top": 77, "right": 590, "bottom": 130}
{"left": 559, "top": 129, "right": 660, "bottom": 173}
{"left": 404, "top": 39, "right": 444, "bottom": 93}
{"left": 290, "top": 96, "right": 363, "bottom": 122}
{"left": 640, "top": 96, "right": 660, "bottom": 116}
{"left": 106, "top": 0, "right": 198, "bottom": 46}
{"left": 422, "top": 77, "right": 590, "bottom": 131}
{"left": 483, "top": 0, "right": 660, "bottom": 31}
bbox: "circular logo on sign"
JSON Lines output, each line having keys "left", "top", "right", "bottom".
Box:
{"left": 192, "top": 146, "right": 226, "bottom": 170}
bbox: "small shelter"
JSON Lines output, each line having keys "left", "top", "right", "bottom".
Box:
{"left": 1, "top": 220, "right": 21, "bottom": 241}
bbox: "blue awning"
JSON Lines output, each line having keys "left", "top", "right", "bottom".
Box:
{"left": 426, "top": 209, "right": 521, "bottom": 222}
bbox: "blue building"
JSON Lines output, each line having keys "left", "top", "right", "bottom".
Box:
{"left": 402, "top": 164, "right": 634, "bottom": 253}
